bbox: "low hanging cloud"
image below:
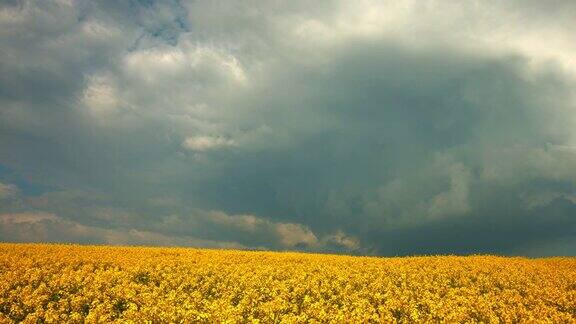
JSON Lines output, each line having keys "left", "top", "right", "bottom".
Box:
{"left": 0, "top": 212, "right": 245, "bottom": 248}
{"left": 0, "top": 204, "right": 359, "bottom": 253}
{"left": 1, "top": 0, "right": 576, "bottom": 255}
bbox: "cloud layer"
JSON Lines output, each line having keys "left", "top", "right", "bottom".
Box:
{"left": 1, "top": 0, "right": 575, "bottom": 255}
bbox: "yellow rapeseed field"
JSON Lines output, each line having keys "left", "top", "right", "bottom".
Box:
{"left": 0, "top": 243, "right": 575, "bottom": 323}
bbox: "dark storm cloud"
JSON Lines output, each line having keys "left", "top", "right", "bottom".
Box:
{"left": 1, "top": 0, "right": 575, "bottom": 255}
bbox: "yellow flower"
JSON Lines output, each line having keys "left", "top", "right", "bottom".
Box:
{"left": 0, "top": 243, "right": 574, "bottom": 323}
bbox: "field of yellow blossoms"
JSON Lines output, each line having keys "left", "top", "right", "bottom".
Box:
{"left": 0, "top": 243, "right": 575, "bottom": 323}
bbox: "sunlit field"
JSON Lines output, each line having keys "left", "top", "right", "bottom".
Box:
{"left": 1, "top": 244, "right": 575, "bottom": 323}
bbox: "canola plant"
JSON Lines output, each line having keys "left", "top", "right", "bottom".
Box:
{"left": 0, "top": 243, "right": 575, "bottom": 323}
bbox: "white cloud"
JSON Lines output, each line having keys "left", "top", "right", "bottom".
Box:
{"left": 275, "top": 223, "right": 318, "bottom": 248}
{"left": 122, "top": 45, "right": 248, "bottom": 86}
{"left": 82, "top": 74, "right": 120, "bottom": 116}
{"left": 209, "top": 212, "right": 262, "bottom": 232}
{"left": 183, "top": 135, "right": 235, "bottom": 151}
{"left": 166, "top": 210, "right": 359, "bottom": 251}
{"left": 320, "top": 231, "right": 360, "bottom": 251}
{"left": 0, "top": 212, "right": 57, "bottom": 224}
{"left": 206, "top": 211, "right": 320, "bottom": 249}
{"left": 287, "top": 1, "right": 576, "bottom": 75}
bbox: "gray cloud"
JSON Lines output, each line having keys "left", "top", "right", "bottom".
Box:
{"left": 1, "top": 0, "right": 575, "bottom": 255}
{"left": 0, "top": 182, "right": 18, "bottom": 200}
{"left": 0, "top": 212, "right": 246, "bottom": 248}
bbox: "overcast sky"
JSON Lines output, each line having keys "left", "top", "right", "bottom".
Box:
{"left": 1, "top": 0, "right": 575, "bottom": 256}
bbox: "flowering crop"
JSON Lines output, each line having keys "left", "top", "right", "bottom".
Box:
{"left": 0, "top": 243, "right": 575, "bottom": 323}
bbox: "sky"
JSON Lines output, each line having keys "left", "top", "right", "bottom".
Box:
{"left": 1, "top": 0, "right": 575, "bottom": 256}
